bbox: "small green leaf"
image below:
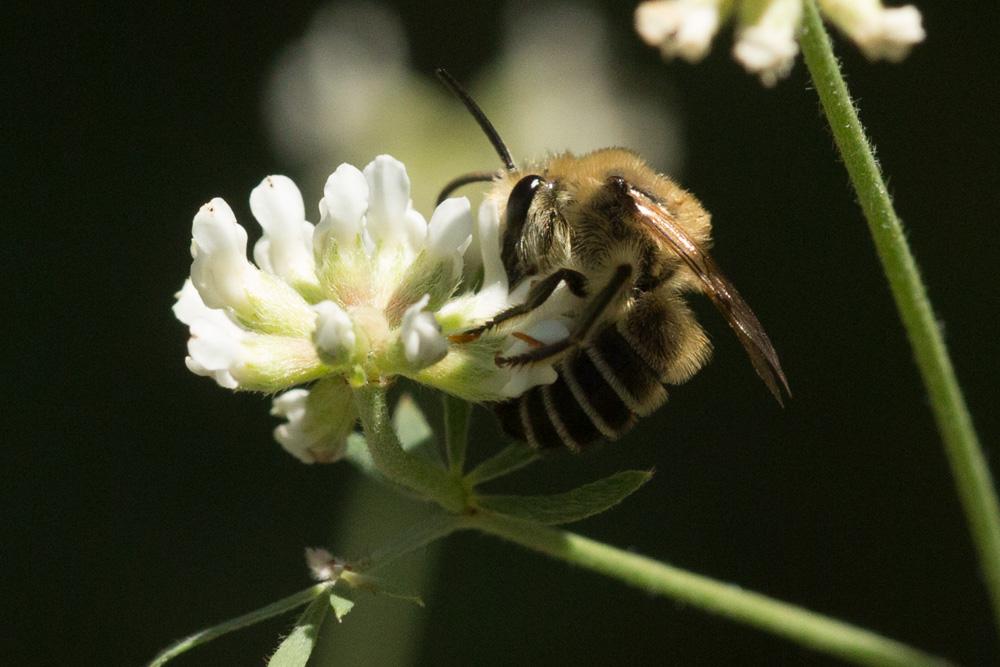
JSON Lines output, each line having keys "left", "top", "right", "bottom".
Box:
{"left": 148, "top": 584, "right": 330, "bottom": 666}
{"left": 464, "top": 442, "right": 540, "bottom": 486}
{"left": 476, "top": 470, "right": 653, "bottom": 525}
{"left": 392, "top": 393, "right": 433, "bottom": 452}
{"left": 328, "top": 593, "right": 355, "bottom": 622}
{"left": 268, "top": 594, "right": 329, "bottom": 666}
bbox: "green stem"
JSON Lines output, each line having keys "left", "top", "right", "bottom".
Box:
{"left": 799, "top": 0, "right": 1000, "bottom": 634}
{"left": 443, "top": 393, "right": 471, "bottom": 474}
{"left": 353, "top": 385, "right": 467, "bottom": 513}
{"left": 468, "top": 513, "right": 951, "bottom": 667}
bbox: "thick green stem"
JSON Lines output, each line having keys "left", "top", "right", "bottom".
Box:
{"left": 443, "top": 393, "right": 471, "bottom": 474}
{"left": 353, "top": 385, "right": 467, "bottom": 513}
{"left": 468, "top": 513, "right": 951, "bottom": 666}
{"left": 799, "top": 0, "right": 1000, "bottom": 634}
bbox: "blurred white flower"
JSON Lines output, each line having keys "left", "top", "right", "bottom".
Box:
{"left": 636, "top": 0, "right": 924, "bottom": 86}
{"left": 820, "top": 0, "right": 924, "bottom": 61}
{"left": 635, "top": 0, "right": 723, "bottom": 61}
{"left": 176, "top": 157, "right": 570, "bottom": 461}
{"left": 733, "top": 0, "right": 802, "bottom": 87}
{"left": 264, "top": 1, "right": 683, "bottom": 214}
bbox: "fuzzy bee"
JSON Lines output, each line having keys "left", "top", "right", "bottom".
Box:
{"left": 436, "top": 69, "right": 789, "bottom": 451}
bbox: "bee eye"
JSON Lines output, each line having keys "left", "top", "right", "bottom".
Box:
{"left": 505, "top": 175, "right": 544, "bottom": 237}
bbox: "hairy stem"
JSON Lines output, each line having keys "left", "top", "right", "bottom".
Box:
{"left": 799, "top": 0, "right": 1000, "bottom": 633}
{"left": 468, "top": 513, "right": 951, "bottom": 666}
{"left": 443, "top": 393, "right": 471, "bottom": 474}
{"left": 353, "top": 385, "right": 467, "bottom": 513}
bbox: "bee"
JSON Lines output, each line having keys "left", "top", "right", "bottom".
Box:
{"left": 435, "top": 69, "right": 789, "bottom": 451}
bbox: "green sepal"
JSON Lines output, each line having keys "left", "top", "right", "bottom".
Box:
{"left": 328, "top": 592, "right": 355, "bottom": 623}
{"left": 475, "top": 470, "right": 653, "bottom": 525}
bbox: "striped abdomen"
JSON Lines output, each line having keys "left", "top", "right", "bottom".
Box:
{"left": 494, "top": 325, "right": 671, "bottom": 450}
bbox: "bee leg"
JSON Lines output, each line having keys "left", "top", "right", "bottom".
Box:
{"left": 497, "top": 264, "right": 632, "bottom": 367}
{"left": 453, "top": 268, "right": 588, "bottom": 342}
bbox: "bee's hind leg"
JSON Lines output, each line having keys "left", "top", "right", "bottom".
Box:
{"left": 452, "top": 268, "right": 588, "bottom": 343}
{"left": 496, "top": 264, "right": 632, "bottom": 367}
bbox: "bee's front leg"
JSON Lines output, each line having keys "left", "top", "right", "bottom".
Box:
{"left": 496, "top": 264, "right": 632, "bottom": 367}
{"left": 449, "top": 268, "right": 588, "bottom": 343}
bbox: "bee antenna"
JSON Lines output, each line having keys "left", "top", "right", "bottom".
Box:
{"left": 435, "top": 68, "right": 517, "bottom": 172}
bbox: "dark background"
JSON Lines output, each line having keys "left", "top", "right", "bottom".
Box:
{"left": 7, "top": 1, "right": 999, "bottom": 665}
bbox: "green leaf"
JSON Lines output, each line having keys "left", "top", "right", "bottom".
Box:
{"left": 147, "top": 584, "right": 330, "bottom": 666}
{"left": 268, "top": 594, "right": 329, "bottom": 666}
{"left": 328, "top": 593, "right": 355, "bottom": 622}
{"left": 476, "top": 470, "right": 653, "bottom": 525}
{"left": 464, "top": 442, "right": 540, "bottom": 486}
{"left": 392, "top": 393, "right": 433, "bottom": 452}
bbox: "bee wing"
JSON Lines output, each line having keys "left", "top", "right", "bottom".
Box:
{"left": 628, "top": 186, "right": 790, "bottom": 404}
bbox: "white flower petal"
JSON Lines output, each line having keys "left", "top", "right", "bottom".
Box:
{"left": 173, "top": 281, "right": 248, "bottom": 389}
{"left": 820, "top": 1, "right": 924, "bottom": 62}
{"left": 499, "top": 319, "right": 569, "bottom": 397}
{"left": 478, "top": 198, "right": 508, "bottom": 290}
{"left": 733, "top": 0, "right": 801, "bottom": 87}
{"left": 271, "top": 380, "right": 356, "bottom": 464}
{"left": 315, "top": 163, "right": 370, "bottom": 255}
{"left": 250, "top": 175, "right": 317, "bottom": 287}
{"left": 400, "top": 294, "right": 448, "bottom": 368}
{"left": 363, "top": 155, "right": 411, "bottom": 248}
{"left": 312, "top": 300, "right": 356, "bottom": 366}
{"left": 635, "top": 0, "right": 722, "bottom": 62}
{"left": 190, "top": 198, "right": 256, "bottom": 311}
{"left": 426, "top": 197, "right": 473, "bottom": 258}
{"left": 403, "top": 208, "right": 428, "bottom": 251}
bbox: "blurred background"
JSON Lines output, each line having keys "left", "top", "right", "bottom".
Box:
{"left": 6, "top": 1, "right": 999, "bottom": 664}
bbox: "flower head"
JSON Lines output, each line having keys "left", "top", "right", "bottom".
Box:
{"left": 636, "top": 0, "right": 924, "bottom": 86}
{"left": 175, "top": 156, "right": 566, "bottom": 462}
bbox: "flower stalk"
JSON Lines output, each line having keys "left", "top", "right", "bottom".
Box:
{"left": 799, "top": 0, "right": 1000, "bottom": 634}
{"left": 465, "top": 512, "right": 950, "bottom": 667}
{"left": 443, "top": 393, "right": 471, "bottom": 474}
{"left": 352, "top": 385, "right": 467, "bottom": 513}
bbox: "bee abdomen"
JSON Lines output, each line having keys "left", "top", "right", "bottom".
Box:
{"left": 494, "top": 325, "right": 669, "bottom": 450}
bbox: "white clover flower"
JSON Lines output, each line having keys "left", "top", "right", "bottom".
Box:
{"left": 636, "top": 0, "right": 925, "bottom": 85}
{"left": 636, "top": 0, "right": 724, "bottom": 62}
{"left": 733, "top": 0, "right": 803, "bottom": 87}
{"left": 175, "top": 156, "right": 567, "bottom": 462}
{"left": 820, "top": 0, "right": 925, "bottom": 62}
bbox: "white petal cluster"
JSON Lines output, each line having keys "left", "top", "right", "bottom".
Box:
{"left": 175, "top": 156, "right": 567, "bottom": 462}
{"left": 733, "top": 0, "right": 802, "bottom": 87}
{"left": 820, "top": 0, "right": 924, "bottom": 62}
{"left": 636, "top": 0, "right": 723, "bottom": 62}
{"left": 636, "top": 0, "right": 925, "bottom": 85}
